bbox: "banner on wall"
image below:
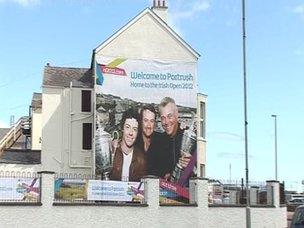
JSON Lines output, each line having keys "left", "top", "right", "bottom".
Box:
{"left": 54, "top": 178, "right": 144, "bottom": 203}
{"left": 94, "top": 56, "right": 198, "bottom": 203}
{"left": 95, "top": 56, "right": 197, "bottom": 107}
{"left": 54, "top": 178, "right": 88, "bottom": 201}
{"left": 0, "top": 177, "right": 40, "bottom": 201}
{"left": 159, "top": 179, "right": 190, "bottom": 205}
{"left": 87, "top": 180, "right": 144, "bottom": 202}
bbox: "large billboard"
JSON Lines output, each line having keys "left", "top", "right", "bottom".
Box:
{"left": 94, "top": 56, "right": 198, "bottom": 193}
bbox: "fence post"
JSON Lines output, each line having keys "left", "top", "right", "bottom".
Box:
{"left": 142, "top": 175, "right": 159, "bottom": 208}
{"left": 189, "top": 177, "right": 197, "bottom": 204}
{"left": 249, "top": 186, "right": 259, "bottom": 205}
{"left": 266, "top": 180, "right": 280, "bottom": 207}
{"left": 194, "top": 177, "right": 209, "bottom": 208}
{"left": 37, "top": 171, "right": 55, "bottom": 207}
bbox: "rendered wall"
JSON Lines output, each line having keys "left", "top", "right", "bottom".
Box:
{"left": 197, "top": 94, "right": 207, "bottom": 176}
{"left": 41, "top": 87, "right": 93, "bottom": 174}
{"left": 41, "top": 87, "right": 64, "bottom": 172}
{"left": 31, "top": 111, "right": 42, "bottom": 150}
{"left": 69, "top": 88, "right": 93, "bottom": 170}
{"left": 96, "top": 13, "right": 197, "bottom": 61}
{"left": 0, "top": 175, "right": 287, "bottom": 228}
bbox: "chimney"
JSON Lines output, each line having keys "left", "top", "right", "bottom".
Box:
{"left": 151, "top": 0, "right": 168, "bottom": 23}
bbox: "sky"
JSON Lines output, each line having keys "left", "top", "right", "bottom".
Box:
{"left": 0, "top": 0, "right": 304, "bottom": 191}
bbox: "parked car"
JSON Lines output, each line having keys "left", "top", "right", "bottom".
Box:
{"left": 286, "top": 194, "right": 304, "bottom": 202}
{"left": 288, "top": 199, "right": 304, "bottom": 206}
{"left": 290, "top": 205, "right": 304, "bottom": 228}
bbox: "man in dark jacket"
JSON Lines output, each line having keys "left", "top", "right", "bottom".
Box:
{"left": 110, "top": 108, "right": 146, "bottom": 182}
{"left": 158, "top": 97, "right": 193, "bottom": 181}
{"left": 136, "top": 104, "right": 163, "bottom": 176}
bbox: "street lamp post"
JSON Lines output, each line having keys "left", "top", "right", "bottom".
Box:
{"left": 242, "top": 0, "right": 251, "bottom": 227}
{"left": 271, "top": 114, "right": 278, "bottom": 181}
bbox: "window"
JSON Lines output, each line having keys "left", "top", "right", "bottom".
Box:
{"left": 82, "top": 123, "right": 92, "bottom": 150}
{"left": 81, "top": 90, "right": 91, "bottom": 112}
{"left": 200, "top": 164, "right": 205, "bottom": 178}
{"left": 199, "top": 101, "right": 206, "bottom": 138}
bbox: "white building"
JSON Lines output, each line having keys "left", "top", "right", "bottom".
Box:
{"left": 40, "top": 0, "right": 207, "bottom": 175}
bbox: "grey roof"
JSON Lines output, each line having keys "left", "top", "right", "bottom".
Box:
{"left": 31, "top": 92, "right": 42, "bottom": 108}
{"left": 0, "top": 128, "right": 10, "bottom": 140}
{"left": 0, "top": 149, "right": 41, "bottom": 164}
{"left": 43, "top": 66, "right": 93, "bottom": 88}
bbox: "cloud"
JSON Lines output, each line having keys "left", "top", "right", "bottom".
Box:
{"left": 170, "top": 0, "right": 210, "bottom": 20}
{"left": 294, "top": 48, "right": 304, "bottom": 56}
{"left": 168, "top": 0, "right": 211, "bottom": 35}
{"left": 0, "top": 0, "right": 40, "bottom": 7}
{"left": 217, "top": 152, "right": 254, "bottom": 159}
{"left": 293, "top": 4, "right": 304, "bottom": 15}
{"left": 0, "top": 120, "right": 9, "bottom": 128}
{"left": 208, "top": 131, "right": 244, "bottom": 142}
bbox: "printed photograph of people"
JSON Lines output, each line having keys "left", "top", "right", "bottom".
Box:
{"left": 136, "top": 104, "right": 163, "bottom": 176}
{"left": 110, "top": 108, "right": 146, "bottom": 182}
{"left": 157, "top": 97, "right": 195, "bottom": 181}
{"left": 97, "top": 97, "right": 196, "bottom": 184}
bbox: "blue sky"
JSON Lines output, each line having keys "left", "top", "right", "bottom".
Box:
{"left": 0, "top": 0, "right": 304, "bottom": 190}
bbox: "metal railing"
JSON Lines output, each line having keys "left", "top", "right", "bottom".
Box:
{"left": 208, "top": 179, "right": 273, "bottom": 206}
{"left": 0, "top": 171, "right": 41, "bottom": 204}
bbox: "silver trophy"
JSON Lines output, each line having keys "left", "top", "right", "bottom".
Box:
{"left": 95, "top": 115, "right": 113, "bottom": 180}
{"left": 171, "top": 116, "right": 196, "bottom": 183}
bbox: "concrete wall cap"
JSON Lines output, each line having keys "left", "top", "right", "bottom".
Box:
{"left": 142, "top": 175, "right": 159, "bottom": 179}
{"left": 37, "top": 171, "right": 55, "bottom": 174}
{"left": 190, "top": 177, "right": 209, "bottom": 181}
{"left": 250, "top": 186, "right": 260, "bottom": 189}
{"left": 266, "top": 180, "right": 280, "bottom": 183}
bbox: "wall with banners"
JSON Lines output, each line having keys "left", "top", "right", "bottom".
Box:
{"left": 94, "top": 56, "right": 198, "bottom": 204}
{"left": 0, "top": 174, "right": 287, "bottom": 228}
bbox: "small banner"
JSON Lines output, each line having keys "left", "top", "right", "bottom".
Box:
{"left": 54, "top": 178, "right": 88, "bottom": 201}
{"left": 159, "top": 179, "right": 189, "bottom": 204}
{"left": 0, "top": 177, "right": 40, "bottom": 201}
{"left": 87, "top": 180, "right": 144, "bottom": 202}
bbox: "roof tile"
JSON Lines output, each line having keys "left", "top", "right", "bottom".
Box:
{"left": 43, "top": 66, "right": 93, "bottom": 88}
